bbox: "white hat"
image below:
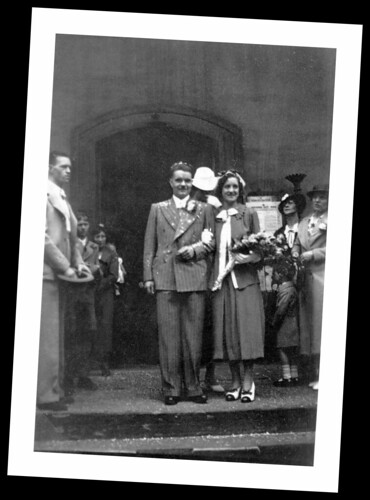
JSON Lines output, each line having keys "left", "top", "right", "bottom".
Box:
{"left": 192, "top": 167, "right": 218, "bottom": 192}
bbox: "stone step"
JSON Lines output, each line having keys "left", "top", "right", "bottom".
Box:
{"left": 35, "top": 406, "right": 316, "bottom": 442}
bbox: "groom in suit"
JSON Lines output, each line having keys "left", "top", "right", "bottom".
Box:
{"left": 143, "top": 162, "right": 214, "bottom": 405}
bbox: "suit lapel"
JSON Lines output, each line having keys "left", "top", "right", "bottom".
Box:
{"left": 298, "top": 217, "right": 311, "bottom": 248}
{"left": 159, "top": 199, "right": 180, "bottom": 232}
{"left": 83, "top": 241, "right": 95, "bottom": 259}
{"left": 173, "top": 203, "right": 200, "bottom": 241}
{"left": 300, "top": 214, "right": 327, "bottom": 247}
{"left": 47, "top": 188, "right": 70, "bottom": 219}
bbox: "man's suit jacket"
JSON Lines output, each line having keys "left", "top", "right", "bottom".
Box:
{"left": 143, "top": 198, "right": 214, "bottom": 292}
{"left": 292, "top": 214, "right": 327, "bottom": 268}
{"left": 292, "top": 213, "right": 327, "bottom": 354}
{"left": 43, "top": 182, "right": 83, "bottom": 281}
{"left": 77, "top": 239, "right": 100, "bottom": 276}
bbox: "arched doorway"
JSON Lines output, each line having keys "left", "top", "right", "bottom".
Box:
{"left": 71, "top": 106, "right": 243, "bottom": 366}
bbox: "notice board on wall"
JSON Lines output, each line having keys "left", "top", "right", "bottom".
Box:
{"left": 246, "top": 196, "right": 282, "bottom": 292}
{"left": 246, "top": 196, "right": 282, "bottom": 235}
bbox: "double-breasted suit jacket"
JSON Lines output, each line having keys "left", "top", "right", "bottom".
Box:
{"left": 143, "top": 198, "right": 214, "bottom": 292}
{"left": 292, "top": 213, "right": 327, "bottom": 355}
{"left": 38, "top": 181, "right": 83, "bottom": 404}
{"left": 143, "top": 198, "right": 214, "bottom": 397}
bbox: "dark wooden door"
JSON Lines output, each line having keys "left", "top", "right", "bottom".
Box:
{"left": 96, "top": 123, "right": 217, "bottom": 365}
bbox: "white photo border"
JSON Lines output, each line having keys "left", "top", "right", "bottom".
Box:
{"left": 8, "top": 8, "right": 362, "bottom": 492}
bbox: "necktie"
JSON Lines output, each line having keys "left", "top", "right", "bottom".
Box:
{"left": 287, "top": 230, "right": 295, "bottom": 248}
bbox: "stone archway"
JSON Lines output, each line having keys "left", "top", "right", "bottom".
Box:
{"left": 71, "top": 105, "right": 243, "bottom": 223}
{"left": 70, "top": 106, "right": 244, "bottom": 365}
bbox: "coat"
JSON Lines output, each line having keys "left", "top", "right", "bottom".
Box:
{"left": 272, "top": 281, "right": 299, "bottom": 348}
{"left": 43, "top": 182, "right": 83, "bottom": 280}
{"left": 143, "top": 198, "right": 214, "bottom": 292}
{"left": 208, "top": 204, "right": 261, "bottom": 290}
{"left": 38, "top": 180, "right": 83, "bottom": 404}
{"left": 210, "top": 204, "right": 265, "bottom": 361}
{"left": 96, "top": 244, "right": 119, "bottom": 293}
{"left": 292, "top": 213, "right": 327, "bottom": 355}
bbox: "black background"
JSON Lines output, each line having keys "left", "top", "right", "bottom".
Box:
{"left": 7, "top": 4, "right": 366, "bottom": 497}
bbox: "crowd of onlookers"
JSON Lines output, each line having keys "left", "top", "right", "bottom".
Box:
{"left": 36, "top": 152, "right": 328, "bottom": 411}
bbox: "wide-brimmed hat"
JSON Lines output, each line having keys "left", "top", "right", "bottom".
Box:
{"left": 192, "top": 166, "right": 218, "bottom": 192}
{"left": 307, "top": 184, "right": 329, "bottom": 198}
{"left": 278, "top": 192, "right": 307, "bottom": 214}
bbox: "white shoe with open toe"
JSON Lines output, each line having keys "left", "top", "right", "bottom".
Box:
{"left": 241, "top": 382, "right": 255, "bottom": 403}
{"left": 225, "top": 387, "right": 241, "bottom": 401}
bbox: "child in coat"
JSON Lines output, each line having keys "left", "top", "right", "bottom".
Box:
{"left": 271, "top": 257, "right": 300, "bottom": 387}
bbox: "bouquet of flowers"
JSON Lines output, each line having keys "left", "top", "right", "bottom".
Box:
{"left": 211, "top": 231, "right": 290, "bottom": 291}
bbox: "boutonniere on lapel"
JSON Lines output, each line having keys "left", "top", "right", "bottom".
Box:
{"left": 186, "top": 200, "right": 197, "bottom": 213}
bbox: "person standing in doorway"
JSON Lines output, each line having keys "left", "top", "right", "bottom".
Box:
{"left": 37, "top": 151, "right": 91, "bottom": 411}
{"left": 64, "top": 212, "right": 101, "bottom": 393}
{"left": 92, "top": 224, "right": 119, "bottom": 376}
{"left": 143, "top": 162, "right": 214, "bottom": 405}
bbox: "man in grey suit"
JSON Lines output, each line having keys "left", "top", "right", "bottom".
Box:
{"left": 37, "top": 151, "right": 91, "bottom": 411}
{"left": 143, "top": 162, "right": 214, "bottom": 405}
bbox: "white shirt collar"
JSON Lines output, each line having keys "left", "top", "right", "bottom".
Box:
{"left": 284, "top": 222, "right": 298, "bottom": 233}
{"left": 173, "top": 195, "right": 190, "bottom": 208}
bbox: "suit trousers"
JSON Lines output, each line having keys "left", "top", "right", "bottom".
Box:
{"left": 94, "top": 288, "right": 115, "bottom": 361}
{"left": 156, "top": 290, "right": 205, "bottom": 397}
{"left": 37, "top": 280, "right": 65, "bottom": 404}
{"left": 65, "top": 285, "right": 97, "bottom": 380}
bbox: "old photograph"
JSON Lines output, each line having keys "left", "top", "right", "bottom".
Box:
{"left": 8, "top": 9, "right": 362, "bottom": 492}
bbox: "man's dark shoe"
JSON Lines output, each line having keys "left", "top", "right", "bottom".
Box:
{"left": 273, "top": 378, "right": 292, "bottom": 387}
{"left": 37, "top": 401, "right": 68, "bottom": 412}
{"left": 76, "top": 377, "right": 98, "bottom": 390}
{"left": 188, "top": 394, "right": 207, "bottom": 404}
{"left": 164, "top": 396, "right": 179, "bottom": 406}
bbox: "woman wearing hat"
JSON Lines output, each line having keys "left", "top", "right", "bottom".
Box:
{"left": 274, "top": 192, "right": 307, "bottom": 250}
{"left": 292, "top": 184, "right": 329, "bottom": 391}
{"left": 269, "top": 192, "right": 306, "bottom": 386}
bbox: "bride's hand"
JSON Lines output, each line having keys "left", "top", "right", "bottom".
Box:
{"left": 234, "top": 252, "right": 260, "bottom": 265}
